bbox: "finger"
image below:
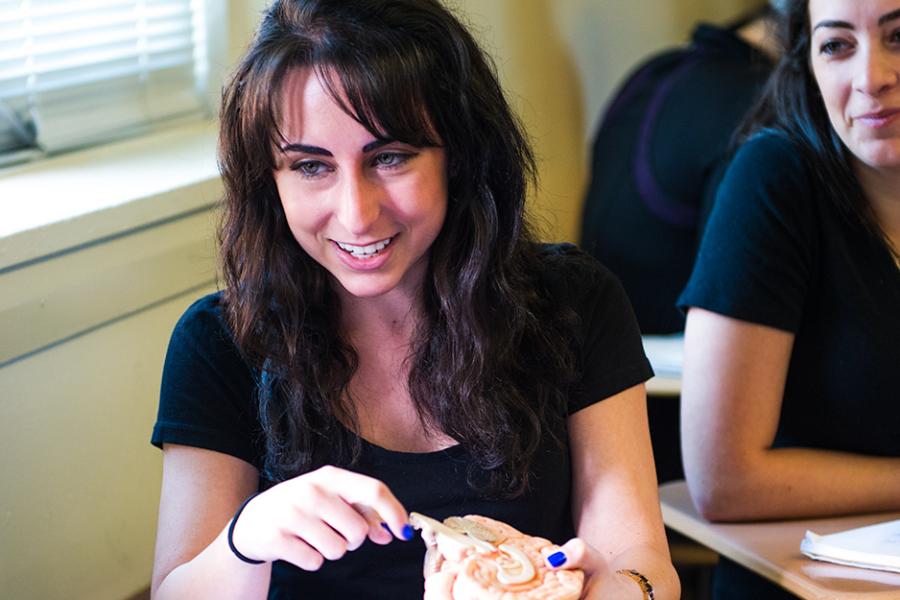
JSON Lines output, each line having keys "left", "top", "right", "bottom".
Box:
{"left": 313, "top": 466, "right": 412, "bottom": 540}
{"left": 543, "top": 538, "right": 593, "bottom": 572}
{"left": 286, "top": 510, "right": 354, "bottom": 561}
{"left": 277, "top": 534, "right": 326, "bottom": 572}
{"left": 351, "top": 502, "right": 393, "bottom": 545}
{"left": 307, "top": 495, "right": 372, "bottom": 552}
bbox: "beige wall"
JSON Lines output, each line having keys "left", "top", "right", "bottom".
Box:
{"left": 453, "top": 0, "right": 761, "bottom": 242}
{"left": 0, "top": 1, "right": 760, "bottom": 599}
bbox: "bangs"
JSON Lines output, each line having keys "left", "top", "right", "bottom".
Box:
{"left": 313, "top": 34, "right": 444, "bottom": 148}
{"left": 261, "top": 52, "right": 442, "bottom": 159}
{"left": 238, "top": 5, "right": 451, "bottom": 168}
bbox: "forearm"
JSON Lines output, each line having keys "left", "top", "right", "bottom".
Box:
{"left": 153, "top": 527, "right": 271, "bottom": 600}
{"left": 687, "top": 447, "right": 900, "bottom": 521}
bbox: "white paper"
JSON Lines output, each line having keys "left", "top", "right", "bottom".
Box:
{"left": 642, "top": 334, "right": 684, "bottom": 378}
{"left": 800, "top": 519, "right": 900, "bottom": 574}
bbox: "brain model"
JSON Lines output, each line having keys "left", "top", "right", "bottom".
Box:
{"left": 409, "top": 512, "right": 584, "bottom": 600}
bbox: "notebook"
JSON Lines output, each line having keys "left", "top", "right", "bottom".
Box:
{"left": 800, "top": 519, "right": 900, "bottom": 574}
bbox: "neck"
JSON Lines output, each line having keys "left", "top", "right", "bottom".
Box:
{"left": 339, "top": 291, "right": 421, "bottom": 343}
{"left": 854, "top": 161, "right": 900, "bottom": 253}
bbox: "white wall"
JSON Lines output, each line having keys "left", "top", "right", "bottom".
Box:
{"left": 0, "top": 209, "right": 219, "bottom": 600}
{"left": 0, "top": 1, "right": 760, "bottom": 599}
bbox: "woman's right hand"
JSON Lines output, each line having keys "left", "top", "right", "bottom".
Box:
{"left": 229, "top": 465, "right": 412, "bottom": 570}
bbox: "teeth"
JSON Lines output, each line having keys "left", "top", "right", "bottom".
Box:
{"left": 336, "top": 236, "right": 393, "bottom": 257}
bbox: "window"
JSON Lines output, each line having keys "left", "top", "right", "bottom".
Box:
{"left": 0, "top": 0, "right": 211, "bottom": 165}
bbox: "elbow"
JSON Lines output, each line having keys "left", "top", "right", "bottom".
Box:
{"left": 684, "top": 461, "right": 760, "bottom": 522}
{"left": 690, "top": 486, "right": 740, "bottom": 522}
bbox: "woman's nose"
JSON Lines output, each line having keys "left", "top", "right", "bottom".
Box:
{"left": 854, "top": 46, "right": 899, "bottom": 96}
{"left": 337, "top": 172, "right": 381, "bottom": 235}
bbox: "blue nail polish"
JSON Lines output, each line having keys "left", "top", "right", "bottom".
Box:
{"left": 380, "top": 522, "right": 391, "bottom": 534}
{"left": 547, "top": 551, "right": 567, "bottom": 567}
{"left": 402, "top": 524, "right": 415, "bottom": 541}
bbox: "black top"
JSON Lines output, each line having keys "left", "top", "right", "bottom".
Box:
{"left": 152, "top": 244, "right": 653, "bottom": 599}
{"left": 680, "top": 132, "right": 900, "bottom": 598}
{"left": 680, "top": 131, "right": 900, "bottom": 455}
{"left": 580, "top": 23, "right": 774, "bottom": 334}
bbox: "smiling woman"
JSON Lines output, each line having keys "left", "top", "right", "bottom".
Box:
{"left": 678, "top": 0, "right": 900, "bottom": 598}
{"left": 272, "top": 67, "right": 447, "bottom": 302}
{"left": 809, "top": 2, "right": 900, "bottom": 168}
{"left": 148, "top": 1, "right": 679, "bottom": 599}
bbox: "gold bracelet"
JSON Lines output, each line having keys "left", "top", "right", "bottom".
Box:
{"left": 616, "top": 568, "right": 654, "bottom": 600}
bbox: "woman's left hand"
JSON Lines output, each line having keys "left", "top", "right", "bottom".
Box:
{"left": 545, "top": 538, "right": 645, "bottom": 600}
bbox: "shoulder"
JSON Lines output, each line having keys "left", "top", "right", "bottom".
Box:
{"left": 681, "top": 132, "right": 820, "bottom": 330}
{"left": 171, "top": 292, "right": 233, "bottom": 343}
{"left": 533, "top": 243, "right": 622, "bottom": 303}
{"left": 731, "top": 129, "right": 810, "bottom": 174}
{"left": 532, "top": 245, "right": 652, "bottom": 409}
{"left": 720, "top": 130, "right": 818, "bottom": 216}
{"left": 166, "top": 291, "right": 247, "bottom": 370}
{"left": 532, "top": 243, "right": 638, "bottom": 339}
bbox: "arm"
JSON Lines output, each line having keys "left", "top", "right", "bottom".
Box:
{"left": 563, "top": 384, "right": 680, "bottom": 600}
{"left": 151, "top": 444, "right": 411, "bottom": 600}
{"left": 681, "top": 308, "right": 900, "bottom": 521}
{"left": 152, "top": 445, "right": 268, "bottom": 599}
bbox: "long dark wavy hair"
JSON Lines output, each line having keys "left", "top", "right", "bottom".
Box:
{"left": 218, "top": 0, "right": 578, "bottom": 496}
{"left": 739, "top": 0, "right": 896, "bottom": 256}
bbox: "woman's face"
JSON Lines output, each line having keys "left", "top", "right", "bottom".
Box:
{"left": 809, "top": 0, "right": 900, "bottom": 169}
{"left": 272, "top": 67, "right": 448, "bottom": 301}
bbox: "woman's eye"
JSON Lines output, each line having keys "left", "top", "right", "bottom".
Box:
{"left": 819, "top": 39, "right": 850, "bottom": 56}
{"left": 291, "top": 160, "right": 331, "bottom": 178}
{"left": 372, "top": 152, "right": 413, "bottom": 169}
{"left": 890, "top": 29, "right": 900, "bottom": 44}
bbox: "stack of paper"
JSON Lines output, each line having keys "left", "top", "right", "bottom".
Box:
{"left": 800, "top": 519, "right": 900, "bottom": 574}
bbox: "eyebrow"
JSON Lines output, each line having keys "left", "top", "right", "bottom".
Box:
{"left": 279, "top": 138, "right": 394, "bottom": 155}
{"left": 879, "top": 8, "right": 900, "bottom": 25}
{"left": 813, "top": 8, "right": 900, "bottom": 32}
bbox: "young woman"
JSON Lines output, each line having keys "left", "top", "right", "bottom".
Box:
{"left": 149, "top": 1, "right": 679, "bottom": 598}
{"left": 679, "top": 0, "right": 900, "bottom": 597}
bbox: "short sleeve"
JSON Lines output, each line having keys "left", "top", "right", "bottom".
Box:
{"left": 151, "top": 293, "right": 261, "bottom": 466}
{"left": 541, "top": 245, "right": 654, "bottom": 414}
{"left": 678, "top": 132, "right": 818, "bottom": 332}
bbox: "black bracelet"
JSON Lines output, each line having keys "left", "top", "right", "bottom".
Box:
{"left": 227, "top": 492, "right": 265, "bottom": 565}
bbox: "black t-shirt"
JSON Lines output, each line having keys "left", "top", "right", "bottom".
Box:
{"left": 680, "top": 131, "right": 900, "bottom": 456}
{"left": 152, "top": 243, "right": 653, "bottom": 599}
{"left": 680, "top": 132, "right": 900, "bottom": 599}
{"left": 580, "top": 23, "right": 773, "bottom": 334}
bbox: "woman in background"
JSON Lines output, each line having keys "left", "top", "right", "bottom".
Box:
{"left": 679, "top": 0, "right": 900, "bottom": 598}
{"left": 149, "top": 1, "right": 679, "bottom": 598}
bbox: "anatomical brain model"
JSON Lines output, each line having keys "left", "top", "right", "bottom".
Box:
{"left": 410, "top": 512, "right": 584, "bottom": 600}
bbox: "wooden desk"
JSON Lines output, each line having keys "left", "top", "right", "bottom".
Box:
{"left": 643, "top": 334, "right": 683, "bottom": 396}
{"left": 646, "top": 374, "right": 680, "bottom": 396}
{"left": 659, "top": 480, "right": 900, "bottom": 599}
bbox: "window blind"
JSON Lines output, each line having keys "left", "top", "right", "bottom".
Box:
{"left": 0, "top": 0, "right": 208, "bottom": 159}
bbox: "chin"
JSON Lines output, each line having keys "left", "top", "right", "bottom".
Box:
{"left": 333, "top": 277, "right": 401, "bottom": 299}
{"left": 854, "top": 140, "right": 900, "bottom": 170}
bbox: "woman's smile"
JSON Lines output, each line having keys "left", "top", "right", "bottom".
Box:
{"left": 331, "top": 235, "right": 397, "bottom": 271}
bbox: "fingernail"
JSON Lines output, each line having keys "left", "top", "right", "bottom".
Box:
{"left": 547, "top": 551, "right": 567, "bottom": 568}
{"left": 380, "top": 522, "right": 391, "bottom": 534}
{"left": 402, "top": 524, "right": 415, "bottom": 541}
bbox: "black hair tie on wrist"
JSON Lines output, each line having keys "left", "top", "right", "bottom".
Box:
{"left": 227, "top": 492, "right": 265, "bottom": 565}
